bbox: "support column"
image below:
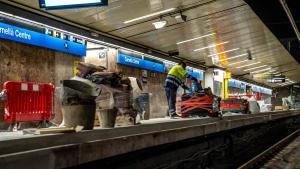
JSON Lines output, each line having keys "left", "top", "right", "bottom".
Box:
{"left": 204, "top": 68, "right": 225, "bottom": 97}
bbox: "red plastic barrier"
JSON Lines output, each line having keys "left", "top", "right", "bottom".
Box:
{"left": 2, "top": 81, "right": 55, "bottom": 124}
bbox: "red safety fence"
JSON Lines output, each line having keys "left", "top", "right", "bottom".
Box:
{"left": 2, "top": 81, "right": 55, "bottom": 124}
{"left": 228, "top": 94, "right": 253, "bottom": 99}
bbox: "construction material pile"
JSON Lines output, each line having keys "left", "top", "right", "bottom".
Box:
{"left": 60, "top": 62, "right": 136, "bottom": 129}
{"left": 76, "top": 62, "right": 133, "bottom": 108}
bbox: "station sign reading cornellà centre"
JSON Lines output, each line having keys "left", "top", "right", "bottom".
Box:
{"left": 0, "top": 22, "right": 86, "bottom": 56}
{"left": 0, "top": 26, "right": 31, "bottom": 40}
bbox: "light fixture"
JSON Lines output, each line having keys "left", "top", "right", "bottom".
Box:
{"left": 124, "top": 8, "right": 176, "bottom": 24}
{"left": 244, "top": 65, "right": 268, "bottom": 72}
{"left": 250, "top": 67, "right": 271, "bottom": 74}
{"left": 228, "top": 59, "right": 252, "bottom": 66}
{"left": 194, "top": 41, "right": 229, "bottom": 52}
{"left": 236, "top": 62, "right": 261, "bottom": 69}
{"left": 208, "top": 48, "right": 239, "bottom": 57}
{"left": 176, "top": 33, "right": 216, "bottom": 45}
{"left": 218, "top": 53, "right": 247, "bottom": 62}
{"left": 152, "top": 19, "right": 167, "bottom": 29}
{"left": 286, "top": 79, "right": 295, "bottom": 83}
{"left": 270, "top": 71, "right": 280, "bottom": 74}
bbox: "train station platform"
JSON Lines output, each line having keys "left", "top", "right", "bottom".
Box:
{"left": 0, "top": 110, "right": 300, "bottom": 169}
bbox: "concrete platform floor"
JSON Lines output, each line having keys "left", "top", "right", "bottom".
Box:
{"left": 0, "top": 116, "right": 209, "bottom": 141}
{"left": 0, "top": 112, "right": 241, "bottom": 141}
{"left": 0, "top": 110, "right": 299, "bottom": 169}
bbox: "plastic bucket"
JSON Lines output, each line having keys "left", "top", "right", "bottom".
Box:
{"left": 61, "top": 104, "right": 96, "bottom": 130}
{"left": 140, "top": 93, "right": 150, "bottom": 120}
{"left": 98, "top": 108, "right": 118, "bottom": 128}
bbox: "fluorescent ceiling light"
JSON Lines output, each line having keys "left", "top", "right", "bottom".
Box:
{"left": 194, "top": 41, "right": 229, "bottom": 52}
{"left": 251, "top": 67, "right": 271, "bottom": 74}
{"left": 237, "top": 62, "right": 261, "bottom": 69}
{"left": 124, "top": 8, "right": 176, "bottom": 24}
{"left": 287, "top": 79, "right": 295, "bottom": 83}
{"left": 152, "top": 20, "right": 167, "bottom": 29}
{"left": 219, "top": 53, "right": 247, "bottom": 62}
{"left": 176, "top": 33, "right": 216, "bottom": 45}
{"left": 243, "top": 65, "right": 269, "bottom": 72}
{"left": 228, "top": 59, "right": 252, "bottom": 66}
{"left": 208, "top": 48, "right": 239, "bottom": 57}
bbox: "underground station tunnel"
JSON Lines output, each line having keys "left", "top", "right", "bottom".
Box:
{"left": 0, "top": 0, "right": 300, "bottom": 169}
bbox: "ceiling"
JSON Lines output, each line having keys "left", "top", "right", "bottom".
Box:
{"left": 244, "top": 0, "right": 300, "bottom": 63}
{"left": 2, "top": 0, "right": 300, "bottom": 87}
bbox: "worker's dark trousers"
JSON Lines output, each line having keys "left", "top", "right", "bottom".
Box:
{"left": 165, "top": 87, "right": 178, "bottom": 116}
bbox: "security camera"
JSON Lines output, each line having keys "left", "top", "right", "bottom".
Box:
{"left": 247, "top": 50, "right": 252, "bottom": 60}
{"left": 168, "top": 50, "right": 179, "bottom": 57}
{"left": 175, "top": 13, "right": 187, "bottom": 23}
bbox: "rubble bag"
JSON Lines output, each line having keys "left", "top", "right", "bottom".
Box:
{"left": 86, "top": 72, "right": 122, "bottom": 87}
{"left": 95, "top": 85, "right": 114, "bottom": 110}
{"left": 114, "top": 91, "right": 132, "bottom": 108}
{"left": 76, "top": 62, "right": 106, "bottom": 77}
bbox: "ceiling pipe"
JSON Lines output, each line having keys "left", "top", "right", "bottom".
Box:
{"left": 279, "top": 0, "right": 300, "bottom": 42}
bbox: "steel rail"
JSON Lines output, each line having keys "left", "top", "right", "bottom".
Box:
{"left": 238, "top": 128, "right": 300, "bottom": 169}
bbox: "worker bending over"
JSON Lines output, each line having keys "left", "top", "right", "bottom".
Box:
{"left": 165, "top": 61, "right": 191, "bottom": 118}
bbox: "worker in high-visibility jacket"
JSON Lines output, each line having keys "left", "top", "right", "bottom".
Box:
{"left": 165, "top": 61, "right": 191, "bottom": 118}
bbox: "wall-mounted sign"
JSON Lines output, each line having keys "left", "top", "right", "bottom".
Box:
{"left": 98, "top": 49, "right": 108, "bottom": 59}
{"left": 0, "top": 22, "right": 86, "bottom": 56}
{"left": 267, "top": 75, "right": 286, "bottom": 83}
{"left": 142, "top": 70, "right": 148, "bottom": 83}
{"left": 187, "top": 70, "right": 204, "bottom": 80}
{"left": 213, "top": 69, "right": 225, "bottom": 82}
{"left": 252, "top": 85, "right": 272, "bottom": 95}
{"left": 228, "top": 79, "right": 246, "bottom": 89}
{"left": 44, "top": 28, "right": 86, "bottom": 45}
{"left": 39, "top": 0, "right": 108, "bottom": 10}
{"left": 118, "top": 53, "right": 164, "bottom": 72}
{"left": 73, "top": 60, "right": 80, "bottom": 76}
{"left": 229, "top": 79, "right": 272, "bottom": 95}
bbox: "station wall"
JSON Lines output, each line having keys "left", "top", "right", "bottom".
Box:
{"left": 85, "top": 47, "right": 170, "bottom": 118}
{"left": 117, "top": 64, "right": 169, "bottom": 118}
{"left": 0, "top": 38, "right": 82, "bottom": 129}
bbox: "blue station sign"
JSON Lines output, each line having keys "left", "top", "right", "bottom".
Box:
{"left": 118, "top": 53, "right": 164, "bottom": 72}
{"left": 228, "top": 79, "right": 246, "bottom": 89}
{"left": 187, "top": 70, "right": 204, "bottom": 80}
{"left": 0, "top": 22, "right": 86, "bottom": 56}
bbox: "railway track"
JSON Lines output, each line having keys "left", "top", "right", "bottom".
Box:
{"left": 238, "top": 129, "right": 300, "bottom": 169}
